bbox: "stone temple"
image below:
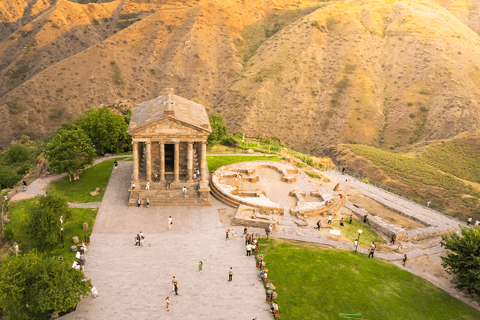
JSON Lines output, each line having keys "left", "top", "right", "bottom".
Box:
{"left": 126, "top": 88, "right": 212, "bottom": 206}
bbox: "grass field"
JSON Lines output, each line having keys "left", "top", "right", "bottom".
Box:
{"left": 206, "top": 155, "right": 282, "bottom": 173}
{"left": 48, "top": 158, "right": 123, "bottom": 203}
{"left": 5, "top": 198, "right": 97, "bottom": 263}
{"left": 331, "top": 215, "right": 385, "bottom": 249}
{"left": 257, "top": 239, "right": 480, "bottom": 320}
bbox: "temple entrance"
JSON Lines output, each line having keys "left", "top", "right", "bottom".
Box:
{"left": 165, "top": 144, "right": 174, "bottom": 173}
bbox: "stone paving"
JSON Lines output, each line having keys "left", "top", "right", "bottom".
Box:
{"left": 68, "top": 202, "right": 101, "bottom": 209}
{"left": 61, "top": 162, "right": 272, "bottom": 320}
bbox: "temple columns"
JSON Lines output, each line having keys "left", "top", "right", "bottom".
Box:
{"left": 160, "top": 142, "right": 165, "bottom": 181}
{"left": 174, "top": 142, "right": 180, "bottom": 182}
{"left": 200, "top": 141, "right": 207, "bottom": 182}
{"left": 133, "top": 141, "right": 139, "bottom": 181}
{"left": 146, "top": 140, "right": 152, "bottom": 182}
{"left": 187, "top": 142, "right": 193, "bottom": 182}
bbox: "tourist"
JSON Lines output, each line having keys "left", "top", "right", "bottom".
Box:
{"left": 390, "top": 234, "right": 396, "bottom": 244}
{"left": 349, "top": 214, "right": 353, "bottom": 224}
{"left": 131, "top": 182, "right": 136, "bottom": 190}
{"left": 228, "top": 267, "right": 234, "bottom": 282}
{"left": 137, "top": 198, "right": 141, "bottom": 207}
{"left": 261, "top": 271, "right": 268, "bottom": 281}
{"left": 114, "top": 160, "right": 118, "bottom": 172}
{"left": 271, "top": 301, "right": 279, "bottom": 315}
{"left": 246, "top": 243, "right": 252, "bottom": 256}
{"left": 199, "top": 261, "right": 203, "bottom": 274}
{"left": 251, "top": 243, "right": 256, "bottom": 253}
{"left": 340, "top": 217, "right": 344, "bottom": 227}
{"left": 242, "top": 227, "right": 247, "bottom": 238}
{"left": 80, "top": 242, "right": 88, "bottom": 254}
{"left": 371, "top": 241, "right": 376, "bottom": 249}
{"left": 226, "top": 229, "right": 229, "bottom": 240}
{"left": 22, "top": 180, "right": 27, "bottom": 191}
{"left": 135, "top": 234, "right": 141, "bottom": 246}
{"left": 363, "top": 214, "right": 368, "bottom": 223}
{"left": 354, "top": 239, "right": 358, "bottom": 252}
{"left": 140, "top": 231, "right": 145, "bottom": 246}
{"left": 467, "top": 217, "right": 472, "bottom": 225}
{"left": 166, "top": 180, "right": 171, "bottom": 190}
{"left": 146, "top": 198, "right": 150, "bottom": 208}
{"left": 342, "top": 167, "right": 346, "bottom": 175}
{"left": 245, "top": 234, "right": 250, "bottom": 246}
{"left": 368, "top": 246, "right": 375, "bottom": 258}
{"left": 154, "top": 173, "right": 159, "bottom": 182}
{"left": 253, "top": 239, "right": 258, "bottom": 247}
{"left": 166, "top": 297, "right": 170, "bottom": 312}
{"left": 231, "top": 230, "right": 237, "bottom": 240}
{"left": 168, "top": 216, "right": 172, "bottom": 230}
{"left": 475, "top": 220, "right": 480, "bottom": 227}
{"left": 403, "top": 254, "right": 407, "bottom": 266}
{"left": 315, "top": 220, "right": 321, "bottom": 230}
{"left": 183, "top": 186, "right": 187, "bottom": 197}
{"left": 269, "top": 224, "right": 273, "bottom": 233}
{"left": 145, "top": 181, "right": 150, "bottom": 190}
{"left": 91, "top": 286, "right": 99, "bottom": 298}
{"left": 173, "top": 277, "right": 178, "bottom": 295}
{"left": 328, "top": 215, "right": 332, "bottom": 225}
{"left": 345, "top": 195, "right": 349, "bottom": 202}
{"left": 258, "top": 268, "right": 267, "bottom": 277}
{"left": 426, "top": 201, "right": 430, "bottom": 207}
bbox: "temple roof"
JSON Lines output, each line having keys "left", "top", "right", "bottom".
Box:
{"left": 127, "top": 89, "right": 212, "bottom": 134}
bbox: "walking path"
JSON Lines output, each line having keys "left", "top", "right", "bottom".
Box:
{"left": 61, "top": 162, "right": 272, "bottom": 320}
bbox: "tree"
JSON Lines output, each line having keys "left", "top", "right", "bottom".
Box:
{"left": 44, "top": 127, "right": 96, "bottom": 181}
{"left": 26, "top": 190, "right": 70, "bottom": 250}
{"left": 441, "top": 226, "right": 480, "bottom": 296}
{"left": 79, "top": 107, "right": 130, "bottom": 154}
{"left": 207, "top": 114, "right": 228, "bottom": 146}
{"left": 5, "top": 144, "right": 30, "bottom": 165}
{"left": 0, "top": 250, "right": 92, "bottom": 320}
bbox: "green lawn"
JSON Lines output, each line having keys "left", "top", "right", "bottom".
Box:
{"left": 206, "top": 155, "right": 282, "bottom": 174}
{"left": 5, "top": 198, "right": 97, "bottom": 264}
{"left": 48, "top": 158, "right": 122, "bottom": 203}
{"left": 257, "top": 239, "right": 480, "bottom": 320}
{"left": 331, "top": 215, "right": 385, "bottom": 249}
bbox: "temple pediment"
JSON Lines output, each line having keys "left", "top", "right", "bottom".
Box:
{"left": 129, "top": 117, "right": 210, "bottom": 138}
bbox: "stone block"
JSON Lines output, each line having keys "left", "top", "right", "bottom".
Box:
{"left": 247, "top": 149, "right": 254, "bottom": 154}
{"left": 72, "top": 236, "right": 79, "bottom": 244}
{"left": 83, "top": 222, "right": 88, "bottom": 230}
{"left": 95, "top": 188, "right": 100, "bottom": 192}
{"left": 71, "top": 245, "right": 78, "bottom": 252}
{"left": 266, "top": 283, "right": 276, "bottom": 290}
{"left": 256, "top": 254, "right": 264, "bottom": 261}
{"left": 295, "top": 220, "right": 308, "bottom": 227}
{"left": 90, "top": 191, "right": 99, "bottom": 196}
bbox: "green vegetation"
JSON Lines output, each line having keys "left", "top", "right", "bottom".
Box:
{"left": 331, "top": 215, "right": 385, "bottom": 249}
{"left": 206, "top": 155, "right": 282, "bottom": 173}
{"left": 49, "top": 159, "right": 118, "bottom": 203}
{"left": 117, "top": 13, "right": 141, "bottom": 29}
{"left": 420, "top": 142, "right": 480, "bottom": 183}
{"left": 3, "top": 198, "right": 97, "bottom": 263}
{"left": 256, "top": 239, "right": 480, "bottom": 320}
{"left": 0, "top": 250, "right": 92, "bottom": 319}
{"left": 110, "top": 60, "right": 124, "bottom": 85}
{"left": 441, "top": 226, "right": 480, "bottom": 297}
{"left": 207, "top": 114, "right": 229, "bottom": 146}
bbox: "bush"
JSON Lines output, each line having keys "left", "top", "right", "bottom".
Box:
{"left": 2, "top": 227, "right": 14, "bottom": 241}
{"left": 221, "top": 135, "right": 237, "bottom": 146}
{"left": 0, "top": 166, "right": 21, "bottom": 189}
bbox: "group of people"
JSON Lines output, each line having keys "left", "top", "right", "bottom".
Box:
{"left": 467, "top": 217, "right": 480, "bottom": 227}
{"left": 225, "top": 228, "right": 237, "bottom": 240}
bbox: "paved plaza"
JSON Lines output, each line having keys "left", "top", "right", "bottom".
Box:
{"left": 62, "top": 162, "right": 272, "bottom": 320}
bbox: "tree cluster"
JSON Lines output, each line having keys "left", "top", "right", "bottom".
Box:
{"left": 207, "top": 114, "right": 236, "bottom": 147}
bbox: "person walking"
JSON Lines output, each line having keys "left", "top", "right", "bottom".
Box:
{"left": 228, "top": 267, "right": 234, "bottom": 282}
{"left": 145, "top": 181, "right": 150, "bottom": 190}
{"left": 131, "top": 182, "right": 136, "bottom": 190}
{"left": 467, "top": 217, "right": 472, "bottom": 225}
{"left": 403, "top": 254, "right": 407, "bottom": 266}
{"left": 139, "top": 231, "right": 145, "bottom": 246}
{"left": 328, "top": 215, "right": 332, "bottom": 225}
{"left": 315, "top": 220, "right": 321, "bottom": 230}
{"left": 171, "top": 276, "right": 176, "bottom": 292}
{"left": 168, "top": 216, "right": 172, "bottom": 230}
{"left": 231, "top": 230, "right": 236, "bottom": 240}
{"left": 173, "top": 277, "right": 178, "bottom": 295}
{"left": 340, "top": 217, "right": 344, "bottom": 227}
{"left": 368, "top": 246, "right": 375, "bottom": 258}
{"left": 390, "top": 234, "right": 396, "bottom": 245}
{"left": 166, "top": 180, "right": 171, "bottom": 190}
{"left": 354, "top": 239, "right": 358, "bottom": 252}
{"left": 364, "top": 214, "right": 368, "bottom": 223}
{"left": 146, "top": 198, "right": 150, "bottom": 208}
{"left": 349, "top": 214, "right": 353, "bottom": 224}
{"left": 245, "top": 234, "right": 251, "bottom": 246}
{"left": 166, "top": 297, "right": 170, "bottom": 312}
{"left": 182, "top": 186, "right": 187, "bottom": 197}
{"left": 135, "top": 234, "right": 141, "bottom": 246}
{"left": 226, "top": 229, "right": 229, "bottom": 240}
{"left": 246, "top": 243, "right": 252, "bottom": 256}
{"left": 114, "top": 160, "right": 118, "bottom": 172}
{"left": 137, "top": 198, "right": 141, "bottom": 207}
{"left": 242, "top": 227, "right": 247, "bottom": 238}
{"left": 198, "top": 261, "right": 203, "bottom": 274}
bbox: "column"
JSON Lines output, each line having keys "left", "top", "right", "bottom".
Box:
{"left": 200, "top": 141, "right": 207, "bottom": 182}
{"left": 174, "top": 142, "right": 180, "bottom": 182}
{"left": 187, "top": 142, "right": 193, "bottom": 182}
{"left": 160, "top": 142, "right": 165, "bottom": 181}
{"left": 133, "top": 141, "right": 139, "bottom": 181}
{"left": 146, "top": 140, "right": 152, "bottom": 182}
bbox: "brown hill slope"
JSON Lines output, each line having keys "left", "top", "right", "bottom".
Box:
{"left": 218, "top": 0, "right": 480, "bottom": 154}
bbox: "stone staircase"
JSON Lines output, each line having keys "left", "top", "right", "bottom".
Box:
{"left": 128, "top": 181, "right": 211, "bottom": 207}
{"left": 209, "top": 176, "right": 239, "bottom": 208}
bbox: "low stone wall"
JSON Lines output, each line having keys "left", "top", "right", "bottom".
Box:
{"left": 232, "top": 205, "right": 282, "bottom": 231}
{"left": 406, "top": 226, "right": 454, "bottom": 241}
{"left": 289, "top": 190, "right": 341, "bottom": 218}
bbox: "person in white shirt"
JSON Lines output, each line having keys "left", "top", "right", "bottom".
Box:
{"left": 145, "top": 181, "right": 150, "bottom": 190}
{"left": 467, "top": 217, "right": 472, "bottom": 225}
{"left": 131, "top": 182, "right": 136, "bottom": 189}
{"left": 328, "top": 215, "right": 332, "bottom": 225}
{"left": 475, "top": 220, "right": 480, "bottom": 227}
{"left": 139, "top": 231, "right": 145, "bottom": 246}
{"left": 168, "top": 216, "right": 172, "bottom": 230}
{"left": 182, "top": 186, "right": 187, "bottom": 197}
{"left": 246, "top": 244, "right": 252, "bottom": 256}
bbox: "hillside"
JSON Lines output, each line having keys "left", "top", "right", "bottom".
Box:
{"left": 1, "top": 0, "right": 480, "bottom": 153}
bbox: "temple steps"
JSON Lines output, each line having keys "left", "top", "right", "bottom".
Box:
{"left": 209, "top": 177, "right": 239, "bottom": 208}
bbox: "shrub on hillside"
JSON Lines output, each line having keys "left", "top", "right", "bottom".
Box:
{"left": 5, "top": 144, "right": 30, "bottom": 165}
{"left": 0, "top": 166, "right": 21, "bottom": 189}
